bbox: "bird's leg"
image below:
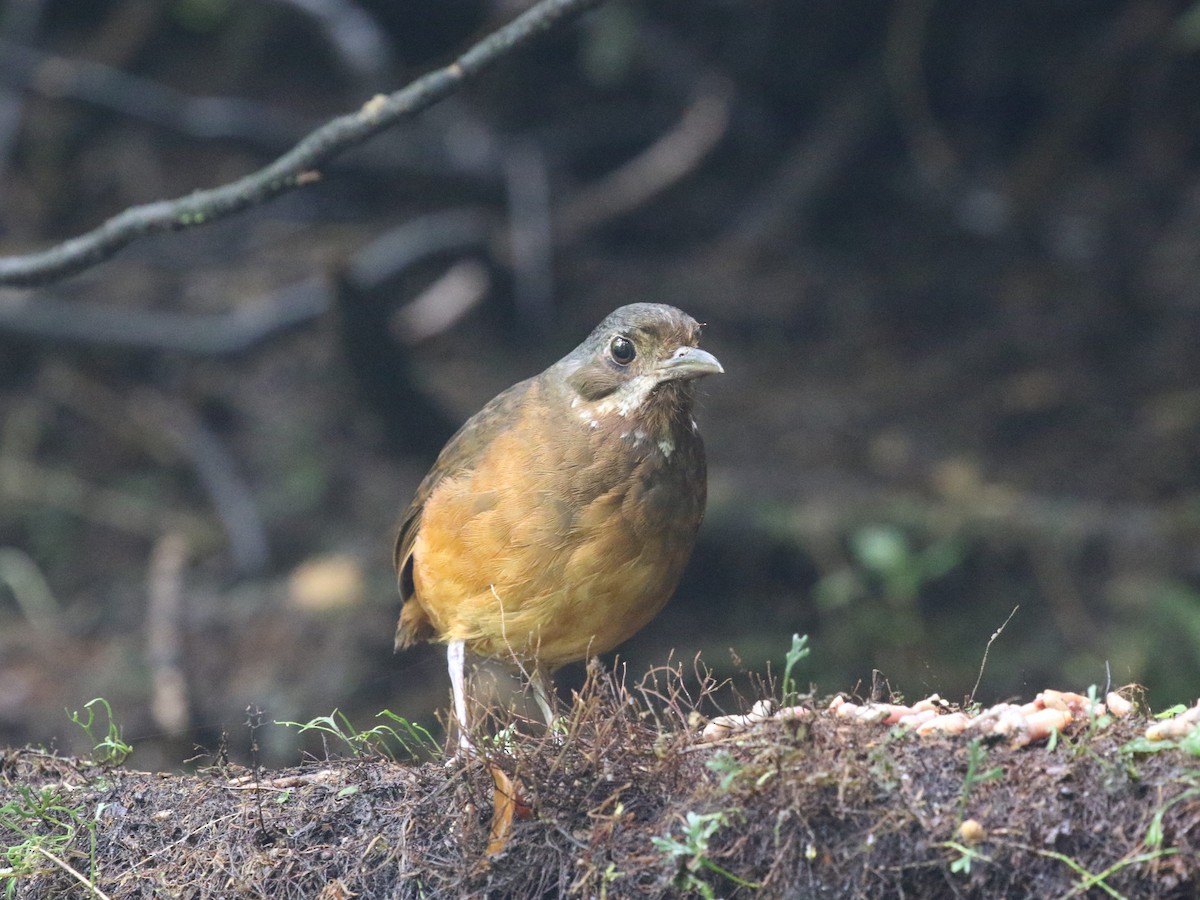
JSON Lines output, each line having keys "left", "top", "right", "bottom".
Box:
{"left": 446, "top": 639, "right": 474, "bottom": 756}
{"left": 530, "top": 668, "right": 559, "bottom": 730}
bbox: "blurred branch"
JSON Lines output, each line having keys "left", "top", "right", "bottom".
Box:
{"left": 0, "top": 0, "right": 49, "bottom": 192}
{"left": 0, "top": 455, "right": 217, "bottom": 543}
{"left": 342, "top": 208, "right": 494, "bottom": 293}
{"left": 273, "top": 0, "right": 395, "bottom": 87}
{"left": 0, "top": 277, "right": 329, "bottom": 355}
{"left": 0, "top": 546, "right": 60, "bottom": 635}
{"left": 1007, "top": 2, "right": 1175, "bottom": 220}
{"left": 147, "top": 533, "right": 191, "bottom": 736}
{"left": 392, "top": 259, "right": 493, "bottom": 344}
{"left": 0, "top": 0, "right": 606, "bottom": 288}
{"left": 884, "top": 0, "right": 958, "bottom": 192}
{"left": 0, "top": 37, "right": 501, "bottom": 182}
{"left": 718, "top": 68, "right": 886, "bottom": 253}
{"left": 40, "top": 366, "right": 270, "bottom": 575}
{"left": 1030, "top": 546, "right": 1101, "bottom": 650}
{"left": 129, "top": 389, "right": 271, "bottom": 576}
{"left": 0, "top": 208, "right": 493, "bottom": 354}
{"left": 0, "top": 37, "right": 311, "bottom": 147}
{"left": 554, "top": 75, "right": 733, "bottom": 242}
{"left": 708, "top": 467, "right": 1185, "bottom": 567}
{"left": 504, "top": 139, "right": 555, "bottom": 328}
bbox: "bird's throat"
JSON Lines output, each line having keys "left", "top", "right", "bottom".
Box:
{"left": 573, "top": 378, "right": 693, "bottom": 458}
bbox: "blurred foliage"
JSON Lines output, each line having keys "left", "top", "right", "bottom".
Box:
{"left": 816, "top": 524, "right": 965, "bottom": 611}
{"left": 170, "top": 0, "right": 236, "bottom": 33}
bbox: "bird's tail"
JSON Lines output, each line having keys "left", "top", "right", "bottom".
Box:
{"left": 394, "top": 599, "right": 435, "bottom": 651}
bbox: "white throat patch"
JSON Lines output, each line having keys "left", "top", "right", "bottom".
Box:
{"left": 573, "top": 374, "right": 659, "bottom": 422}
{"left": 571, "top": 375, "right": 680, "bottom": 458}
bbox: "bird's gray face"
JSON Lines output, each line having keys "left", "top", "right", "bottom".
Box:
{"left": 560, "top": 303, "right": 723, "bottom": 419}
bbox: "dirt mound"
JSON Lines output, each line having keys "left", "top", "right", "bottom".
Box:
{"left": 2, "top": 665, "right": 1197, "bottom": 898}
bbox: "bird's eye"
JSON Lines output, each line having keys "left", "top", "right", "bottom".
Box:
{"left": 609, "top": 335, "right": 636, "bottom": 365}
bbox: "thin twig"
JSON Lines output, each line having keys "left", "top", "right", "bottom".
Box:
{"left": 969, "top": 605, "right": 1020, "bottom": 705}
{"left": 1031, "top": 547, "right": 1100, "bottom": 650}
{"left": 0, "top": 0, "right": 606, "bottom": 287}
{"left": 33, "top": 847, "right": 112, "bottom": 900}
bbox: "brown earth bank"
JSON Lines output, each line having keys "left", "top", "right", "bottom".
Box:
{"left": 2, "top": 666, "right": 1198, "bottom": 899}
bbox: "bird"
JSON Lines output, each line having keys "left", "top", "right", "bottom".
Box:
{"left": 393, "top": 303, "right": 723, "bottom": 752}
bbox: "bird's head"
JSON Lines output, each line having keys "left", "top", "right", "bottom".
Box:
{"left": 555, "top": 303, "right": 723, "bottom": 430}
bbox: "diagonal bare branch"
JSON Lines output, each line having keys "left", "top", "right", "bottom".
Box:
{"left": 0, "top": 0, "right": 606, "bottom": 288}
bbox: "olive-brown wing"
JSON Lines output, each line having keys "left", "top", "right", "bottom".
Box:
{"left": 393, "top": 377, "right": 535, "bottom": 648}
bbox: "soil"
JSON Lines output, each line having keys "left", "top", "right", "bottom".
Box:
{"left": 2, "top": 668, "right": 1198, "bottom": 898}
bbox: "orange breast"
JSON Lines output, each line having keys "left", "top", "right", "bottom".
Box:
{"left": 410, "top": 398, "right": 704, "bottom": 668}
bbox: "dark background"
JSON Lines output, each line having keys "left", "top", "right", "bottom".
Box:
{"left": 1, "top": 0, "right": 1199, "bottom": 768}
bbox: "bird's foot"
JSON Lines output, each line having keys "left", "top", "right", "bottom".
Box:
{"left": 442, "top": 732, "right": 479, "bottom": 767}
{"left": 545, "top": 716, "right": 568, "bottom": 746}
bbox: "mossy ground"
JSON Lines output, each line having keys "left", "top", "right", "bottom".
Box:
{"left": 2, "top": 665, "right": 1197, "bottom": 899}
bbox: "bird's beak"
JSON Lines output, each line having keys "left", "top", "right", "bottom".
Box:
{"left": 655, "top": 346, "right": 724, "bottom": 381}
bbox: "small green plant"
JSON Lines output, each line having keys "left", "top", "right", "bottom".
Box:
{"left": 779, "top": 633, "right": 810, "bottom": 706}
{"left": 1154, "top": 704, "right": 1190, "bottom": 719}
{"left": 1032, "top": 843, "right": 1178, "bottom": 896}
{"left": 866, "top": 727, "right": 906, "bottom": 792}
{"left": 853, "top": 525, "right": 963, "bottom": 601}
{"left": 704, "top": 751, "right": 744, "bottom": 791}
{"left": 1120, "top": 707, "right": 1200, "bottom": 758}
{"left": 1020, "top": 784, "right": 1191, "bottom": 895}
{"left": 943, "top": 840, "right": 993, "bottom": 876}
{"left": 816, "top": 524, "right": 964, "bottom": 610}
{"left": 276, "top": 709, "right": 439, "bottom": 762}
{"left": 67, "top": 699, "right": 132, "bottom": 767}
{"left": 598, "top": 861, "right": 622, "bottom": 900}
{"left": 0, "top": 785, "right": 104, "bottom": 899}
{"left": 1058, "top": 684, "right": 1112, "bottom": 756}
{"left": 652, "top": 810, "right": 759, "bottom": 898}
{"left": 1145, "top": 784, "right": 1200, "bottom": 849}
{"left": 957, "top": 739, "right": 1003, "bottom": 821}
{"left": 1122, "top": 730, "right": 1200, "bottom": 757}
{"left": 488, "top": 721, "right": 522, "bottom": 755}
{"left": 375, "top": 710, "right": 442, "bottom": 759}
